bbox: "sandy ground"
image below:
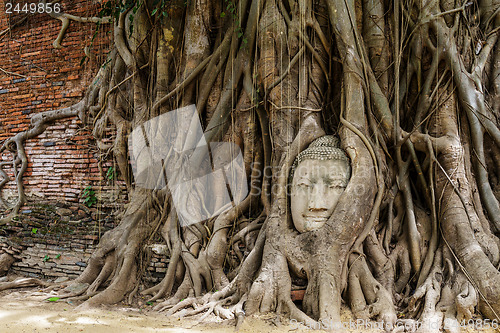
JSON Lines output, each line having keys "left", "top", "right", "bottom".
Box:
{"left": 0, "top": 288, "right": 272, "bottom": 333}
{"left": 0, "top": 288, "right": 498, "bottom": 333}
{"left": 0, "top": 287, "right": 320, "bottom": 333}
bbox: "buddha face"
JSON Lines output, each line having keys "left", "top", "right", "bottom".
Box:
{"left": 290, "top": 159, "right": 350, "bottom": 233}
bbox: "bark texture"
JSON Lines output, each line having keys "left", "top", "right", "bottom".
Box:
{"left": 1, "top": 0, "right": 500, "bottom": 329}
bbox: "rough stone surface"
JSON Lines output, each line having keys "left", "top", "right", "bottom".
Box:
{"left": 64, "top": 282, "right": 89, "bottom": 294}
{"left": 55, "top": 276, "right": 70, "bottom": 283}
{"left": 56, "top": 208, "right": 72, "bottom": 216}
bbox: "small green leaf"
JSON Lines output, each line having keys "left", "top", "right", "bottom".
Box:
{"left": 82, "top": 185, "right": 97, "bottom": 207}
{"left": 47, "top": 297, "right": 60, "bottom": 302}
{"left": 55, "top": 254, "right": 61, "bottom": 259}
{"left": 146, "top": 301, "right": 153, "bottom": 306}
{"left": 43, "top": 255, "right": 50, "bottom": 262}
{"left": 31, "top": 228, "right": 38, "bottom": 234}
{"left": 129, "top": 14, "right": 134, "bottom": 37}
{"left": 106, "top": 166, "right": 115, "bottom": 180}
{"left": 151, "top": 8, "right": 158, "bottom": 16}
{"left": 220, "top": 12, "right": 225, "bottom": 17}
{"left": 79, "top": 55, "right": 87, "bottom": 67}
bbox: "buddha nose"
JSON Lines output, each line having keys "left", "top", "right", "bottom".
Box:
{"left": 308, "top": 185, "right": 327, "bottom": 211}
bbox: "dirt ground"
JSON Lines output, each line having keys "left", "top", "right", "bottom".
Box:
{"left": 0, "top": 287, "right": 498, "bottom": 333}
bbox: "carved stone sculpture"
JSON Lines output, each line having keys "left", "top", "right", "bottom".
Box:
{"left": 290, "top": 136, "right": 351, "bottom": 233}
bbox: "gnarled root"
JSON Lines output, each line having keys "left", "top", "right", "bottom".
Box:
{"left": 347, "top": 253, "right": 397, "bottom": 329}
{"left": 437, "top": 255, "right": 478, "bottom": 333}
{"left": 57, "top": 190, "right": 159, "bottom": 307}
{"left": 245, "top": 244, "right": 288, "bottom": 315}
{"left": 409, "top": 248, "right": 443, "bottom": 333}
{"left": 153, "top": 226, "right": 267, "bottom": 323}
{"left": 245, "top": 243, "right": 325, "bottom": 329}
{"left": 0, "top": 277, "right": 48, "bottom": 292}
{"left": 153, "top": 277, "right": 243, "bottom": 322}
{"left": 0, "top": 50, "right": 115, "bottom": 224}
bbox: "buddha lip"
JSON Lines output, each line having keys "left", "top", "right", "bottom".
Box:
{"left": 303, "top": 215, "right": 328, "bottom": 220}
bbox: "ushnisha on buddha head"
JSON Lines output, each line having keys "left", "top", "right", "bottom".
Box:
{"left": 289, "top": 136, "right": 351, "bottom": 233}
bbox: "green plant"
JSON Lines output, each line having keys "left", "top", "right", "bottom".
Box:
{"left": 150, "top": 0, "right": 169, "bottom": 19}
{"left": 43, "top": 255, "right": 50, "bottom": 262}
{"left": 106, "top": 166, "right": 115, "bottom": 180}
{"left": 82, "top": 185, "right": 97, "bottom": 207}
{"left": 222, "top": 0, "right": 247, "bottom": 45}
{"left": 31, "top": 228, "right": 38, "bottom": 234}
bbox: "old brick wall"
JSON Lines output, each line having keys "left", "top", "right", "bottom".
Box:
{"left": 0, "top": 202, "right": 169, "bottom": 282}
{"left": 0, "top": 0, "right": 126, "bottom": 206}
{"left": 0, "top": 2, "right": 171, "bottom": 285}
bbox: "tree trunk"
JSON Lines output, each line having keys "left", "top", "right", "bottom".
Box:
{"left": 1, "top": 0, "right": 500, "bottom": 329}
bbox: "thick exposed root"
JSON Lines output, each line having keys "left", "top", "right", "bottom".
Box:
{"left": 405, "top": 246, "right": 486, "bottom": 333}
{"left": 152, "top": 280, "right": 239, "bottom": 319}
{"left": 0, "top": 278, "right": 48, "bottom": 292}
{"left": 245, "top": 244, "right": 288, "bottom": 315}
{"left": 57, "top": 191, "right": 159, "bottom": 307}
{"left": 1, "top": 0, "right": 499, "bottom": 329}
{"left": 410, "top": 265, "right": 444, "bottom": 333}
{"left": 347, "top": 254, "right": 397, "bottom": 328}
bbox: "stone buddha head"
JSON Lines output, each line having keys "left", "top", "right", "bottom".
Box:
{"left": 290, "top": 136, "right": 351, "bottom": 233}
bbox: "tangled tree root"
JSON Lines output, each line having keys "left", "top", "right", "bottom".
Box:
{"left": 0, "top": 0, "right": 500, "bottom": 330}
{"left": 347, "top": 253, "right": 397, "bottom": 328}
{"left": 0, "top": 277, "right": 48, "bottom": 292}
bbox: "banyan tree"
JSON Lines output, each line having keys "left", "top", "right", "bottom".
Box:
{"left": 1, "top": 0, "right": 500, "bottom": 331}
